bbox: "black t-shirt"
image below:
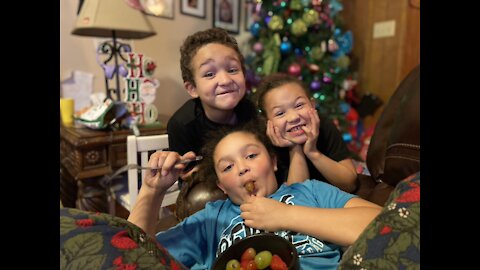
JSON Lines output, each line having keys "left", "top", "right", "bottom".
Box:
{"left": 275, "top": 114, "right": 353, "bottom": 184}
{"left": 167, "top": 98, "right": 257, "bottom": 156}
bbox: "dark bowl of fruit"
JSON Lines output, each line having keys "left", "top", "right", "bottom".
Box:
{"left": 212, "top": 233, "right": 299, "bottom": 270}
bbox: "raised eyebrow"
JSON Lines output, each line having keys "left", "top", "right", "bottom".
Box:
{"left": 198, "top": 58, "right": 214, "bottom": 69}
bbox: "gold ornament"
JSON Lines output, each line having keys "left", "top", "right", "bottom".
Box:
{"left": 268, "top": 15, "right": 284, "bottom": 31}
{"left": 291, "top": 19, "right": 307, "bottom": 36}
{"left": 302, "top": 9, "right": 319, "bottom": 26}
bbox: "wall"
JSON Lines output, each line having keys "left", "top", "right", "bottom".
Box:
{"left": 342, "top": 0, "right": 420, "bottom": 125}
{"left": 60, "top": 0, "right": 252, "bottom": 122}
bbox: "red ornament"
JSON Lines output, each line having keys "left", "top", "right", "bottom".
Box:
{"left": 288, "top": 63, "right": 302, "bottom": 76}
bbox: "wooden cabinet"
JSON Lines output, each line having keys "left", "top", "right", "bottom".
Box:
{"left": 60, "top": 124, "right": 167, "bottom": 213}
{"left": 342, "top": 0, "right": 420, "bottom": 125}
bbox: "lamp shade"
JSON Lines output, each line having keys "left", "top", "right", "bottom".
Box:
{"left": 72, "top": 0, "right": 156, "bottom": 39}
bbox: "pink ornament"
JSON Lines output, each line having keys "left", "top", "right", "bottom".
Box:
{"left": 253, "top": 42, "right": 264, "bottom": 54}
{"left": 328, "top": 39, "right": 339, "bottom": 52}
{"left": 288, "top": 63, "right": 302, "bottom": 76}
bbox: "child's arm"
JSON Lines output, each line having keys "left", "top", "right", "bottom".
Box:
{"left": 266, "top": 120, "right": 309, "bottom": 184}
{"left": 287, "top": 145, "right": 309, "bottom": 184}
{"left": 241, "top": 197, "right": 381, "bottom": 246}
{"left": 303, "top": 109, "right": 357, "bottom": 192}
{"left": 128, "top": 151, "right": 195, "bottom": 236}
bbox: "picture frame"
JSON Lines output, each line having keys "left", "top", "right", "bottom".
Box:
{"left": 180, "top": 0, "right": 206, "bottom": 19}
{"left": 244, "top": 0, "right": 256, "bottom": 31}
{"left": 141, "top": 0, "right": 174, "bottom": 19}
{"left": 213, "top": 0, "right": 240, "bottom": 34}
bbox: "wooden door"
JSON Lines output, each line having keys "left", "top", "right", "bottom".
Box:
{"left": 342, "top": 0, "right": 420, "bottom": 125}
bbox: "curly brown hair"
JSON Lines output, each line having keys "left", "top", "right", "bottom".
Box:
{"left": 254, "top": 73, "right": 312, "bottom": 116}
{"left": 179, "top": 28, "right": 246, "bottom": 87}
{"left": 196, "top": 119, "right": 275, "bottom": 184}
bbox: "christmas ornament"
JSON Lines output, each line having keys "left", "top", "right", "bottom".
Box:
{"left": 302, "top": 9, "right": 320, "bottom": 26}
{"left": 289, "top": 0, "right": 303, "bottom": 10}
{"left": 310, "top": 46, "right": 325, "bottom": 60}
{"left": 250, "top": 22, "right": 261, "bottom": 37}
{"left": 309, "top": 63, "right": 320, "bottom": 73}
{"left": 268, "top": 15, "right": 284, "bottom": 31}
{"left": 310, "top": 79, "right": 322, "bottom": 91}
{"left": 301, "top": 0, "right": 311, "bottom": 7}
{"left": 329, "top": 0, "right": 344, "bottom": 17}
{"left": 280, "top": 39, "right": 292, "bottom": 54}
{"left": 288, "top": 63, "right": 302, "bottom": 76}
{"left": 335, "top": 55, "right": 350, "bottom": 69}
{"left": 294, "top": 48, "right": 304, "bottom": 56}
{"left": 336, "top": 30, "right": 353, "bottom": 54}
{"left": 253, "top": 42, "right": 264, "bottom": 54}
{"left": 291, "top": 19, "right": 308, "bottom": 36}
{"left": 328, "top": 39, "right": 339, "bottom": 52}
{"left": 322, "top": 72, "right": 332, "bottom": 83}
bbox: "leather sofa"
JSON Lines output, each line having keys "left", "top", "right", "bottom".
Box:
{"left": 353, "top": 64, "right": 420, "bottom": 205}
{"left": 339, "top": 65, "right": 420, "bottom": 269}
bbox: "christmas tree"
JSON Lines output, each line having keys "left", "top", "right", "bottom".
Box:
{"left": 244, "top": 0, "right": 356, "bottom": 135}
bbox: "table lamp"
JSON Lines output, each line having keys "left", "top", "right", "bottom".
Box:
{"left": 71, "top": 0, "right": 156, "bottom": 102}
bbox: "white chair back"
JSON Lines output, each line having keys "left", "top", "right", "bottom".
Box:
{"left": 121, "top": 134, "right": 179, "bottom": 210}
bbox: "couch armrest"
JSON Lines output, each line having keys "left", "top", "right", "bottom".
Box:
{"left": 353, "top": 174, "right": 377, "bottom": 200}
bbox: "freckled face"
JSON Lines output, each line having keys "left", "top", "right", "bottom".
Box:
{"left": 188, "top": 43, "right": 246, "bottom": 113}
{"left": 263, "top": 83, "right": 314, "bottom": 144}
{"left": 214, "top": 132, "right": 278, "bottom": 205}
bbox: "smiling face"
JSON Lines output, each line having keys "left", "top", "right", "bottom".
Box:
{"left": 214, "top": 131, "right": 278, "bottom": 205}
{"left": 185, "top": 43, "right": 246, "bottom": 120}
{"left": 263, "top": 82, "right": 315, "bottom": 145}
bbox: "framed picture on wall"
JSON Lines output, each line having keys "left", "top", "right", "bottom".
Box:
{"left": 244, "top": 0, "right": 256, "bottom": 31}
{"left": 141, "top": 0, "right": 174, "bottom": 19}
{"left": 180, "top": 0, "right": 206, "bottom": 19}
{"left": 213, "top": 0, "right": 240, "bottom": 34}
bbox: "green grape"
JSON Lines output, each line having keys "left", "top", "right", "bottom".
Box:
{"left": 226, "top": 259, "right": 241, "bottom": 270}
{"left": 254, "top": 250, "right": 273, "bottom": 270}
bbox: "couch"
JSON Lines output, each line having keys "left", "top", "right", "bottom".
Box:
{"left": 338, "top": 64, "right": 420, "bottom": 269}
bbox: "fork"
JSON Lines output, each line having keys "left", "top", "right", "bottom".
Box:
{"left": 132, "top": 156, "right": 203, "bottom": 170}
{"left": 109, "top": 156, "right": 203, "bottom": 179}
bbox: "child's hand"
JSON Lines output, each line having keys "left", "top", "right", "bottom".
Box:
{"left": 302, "top": 108, "right": 320, "bottom": 157}
{"left": 143, "top": 151, "right": 195, "bottom": 192}
{"left": 179, "top": 151, "right": 200, "bottom": 181}
{"left": 240, "top": 196, "right": 288, "bottom": 232}
{"left": 267, "top": 120, "right": 294, "bottom": 147}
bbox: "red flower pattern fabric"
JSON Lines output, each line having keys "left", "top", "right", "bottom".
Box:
{"left": 338, "top": 172, "right": 420, "bottom": 269}
{"left": 60, "top": 208, "right": 187, "bottom": 270}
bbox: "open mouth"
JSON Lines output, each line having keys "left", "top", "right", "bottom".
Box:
{"left": 245, "top": 181, "right": 255, "bottom": 195}
{"left": 287, "top": 124, "right": 306, "bottom": 135}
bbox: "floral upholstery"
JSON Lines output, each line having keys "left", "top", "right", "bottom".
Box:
{"left": 60, "top": 207, "right": 187, "bottom": 270}
{"left": 338, "top": 172, "right": 420, "bottom": 270}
